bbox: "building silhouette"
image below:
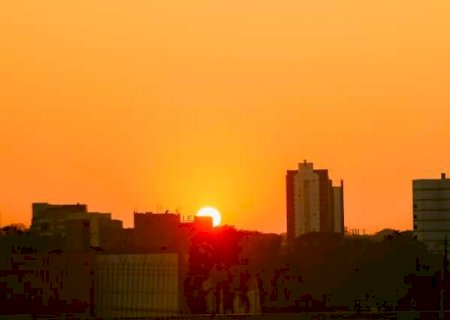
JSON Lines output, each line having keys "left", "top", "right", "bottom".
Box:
{"left": 31, "top": 203, "right": 122, "bottom": 250}
{"left": 133, "top": 211, "right": 181, "bottom": 251}
{"left": 413, "top": 173, "right": 450, "bottom": 253}
{"left": 2, "top": 198, "right": 254, "bottom": 318}
{"left": 286, "top": 161, "right": 344, "bottom": 248}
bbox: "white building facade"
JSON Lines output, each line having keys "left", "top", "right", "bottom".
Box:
{"left": 292, "top": 162, "right": 321, "bottom": 234}
{"left": 413, "top": 173, "right": 450, "bottom": 252}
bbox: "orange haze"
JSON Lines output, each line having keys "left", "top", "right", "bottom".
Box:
{"left": 1, "top": 1, "right": 450, "bottom": 234}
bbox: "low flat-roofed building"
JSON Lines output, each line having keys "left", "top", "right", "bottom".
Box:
{"left": 30, "top": 203, "right": 123, "bottom": 250}
{"left": 133, "top": 212, "right": 181, "bottom": 252}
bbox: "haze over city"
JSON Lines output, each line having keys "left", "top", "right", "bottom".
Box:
{"left": 2, "top": 0, "right": 450, "bottom": 233}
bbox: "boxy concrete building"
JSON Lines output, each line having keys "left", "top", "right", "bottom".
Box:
{"left": 31, "top": 203, "right": 122, "bottom": 250}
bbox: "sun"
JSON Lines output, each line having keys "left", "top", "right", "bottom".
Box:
{"left": 196, "top": 207, "right": 221, "bottom": 227}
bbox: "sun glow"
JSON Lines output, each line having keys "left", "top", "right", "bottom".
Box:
{"left": 196, "top": 207, "right": 221, "bottom": 227}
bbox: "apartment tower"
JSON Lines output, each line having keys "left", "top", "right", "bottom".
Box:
{"left": 286, "top": 161, "right": 344, "bottom": 248}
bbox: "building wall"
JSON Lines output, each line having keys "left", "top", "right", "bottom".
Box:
{"left": 31, "top": 203, "right": 119, "bottom": 250}
{"left": 413, "top": 174, "right": 450, "bottom": 252}
{"left": 65, "top": 219, "right": 91, "bottom": 251}
{"left": 333, "top": 183, "right": 345, "bottom": 233}
{"left": 94, "top": 253, "right": 182, "bottom": 318}
{"left": 0, "top": 252, "right": 93, "bottom": 315}
{"left": 288, "top": 162, "right": 321, "bottom": 242}
{"left": 133, "top": 212, "right": 181, "bottom": 251}
{"left": 286, "top": 170, "right": 296, "bottom": 249}
{"left": 98, "top": 219, "right": 123, "bottom": 251}
{"left": 287, "top": 161, "right": 344, "bottom": 246}
{"left": 0, "top": 234, "right": 65, "bottom": 254}
{"left": 315, "top": 169, "right": 333, "bottom": 233}
{"left": 31, "top": 203, "right": 88, "bottom": 237}
{"left": 293, "top": 162, "right": 321, "bottom": 236}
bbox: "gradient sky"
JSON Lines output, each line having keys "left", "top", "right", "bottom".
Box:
{"left": 1, "top": 0, "right": 450, "bottom": 234}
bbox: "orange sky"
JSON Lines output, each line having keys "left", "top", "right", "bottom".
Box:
{"left": 1, "top": 0, "right": 450, "bottom": 234}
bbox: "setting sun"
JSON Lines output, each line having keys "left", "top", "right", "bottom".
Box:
{"left": 196, "top": 207, "right": 221, "bottom": 227}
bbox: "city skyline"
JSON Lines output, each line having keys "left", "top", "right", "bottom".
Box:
{"left": 4, "top": 198, "right": 437, "bottom": 317}
{"left": 2, "top": 1, "right": 450, "bottom": 318}
{"left": 2, "top": 169, "right": 449, "bottom": 236}
{"left": 2, "top": 1, "right": 450, "bottom": 234}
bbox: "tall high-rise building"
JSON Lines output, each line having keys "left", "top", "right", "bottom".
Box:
{"left": 286, "top": 161, "right": 344, "bottom": 247}
{"left": 413, "top": 173, "right": 450, "bottom": 253}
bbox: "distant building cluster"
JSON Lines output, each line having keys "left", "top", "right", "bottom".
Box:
{"left": 1, "top": 160, "right": 450, "bottom": 317}
{"left": 0, "top": 204, "right": 215, "bottom": 317}
{"left": 285, "top": 162, "right": 450, "bottom": 254}
{"left": 27, "top": 203, "right": 213, "bottom": 253}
